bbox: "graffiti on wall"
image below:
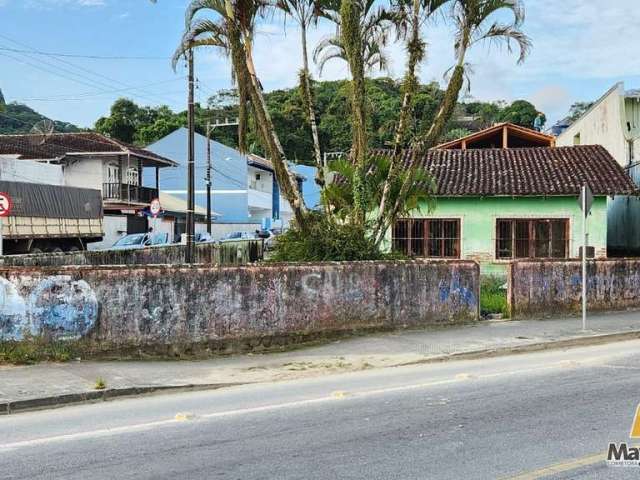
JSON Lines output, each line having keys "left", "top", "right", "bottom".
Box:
{"left": 0, "top": 275, "right": 98, "bottom": 341}
{"left": 438, "top": 272, "right": 477, "bottom": 308}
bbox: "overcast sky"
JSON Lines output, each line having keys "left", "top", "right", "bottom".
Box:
{"left": 0, "top": 0, "right": 639, "bottom": 130}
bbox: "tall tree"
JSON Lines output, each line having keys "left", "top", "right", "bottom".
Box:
{"left": 278, "top": 0, "right": 325, "bottom": 187}
{"left": 375, "top": 0, "right": 531, "bottom": 245}
{"left": 374, "top": 0, "right": 447, "bottom": 240}
{"left": 316, "top": 0, "right": 392, "bottom": 224}
{"left": 163, "top": 0, "right": 308, "bottom": 228}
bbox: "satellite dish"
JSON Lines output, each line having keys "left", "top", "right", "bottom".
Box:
{"left": 29, "top": 119, "right": 55, "bottom": 145}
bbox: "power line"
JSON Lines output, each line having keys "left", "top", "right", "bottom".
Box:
{"left": 0, "top": 46, "right": 171, "bottom": 60}
{"left": 0, "top": 34, "right": 181, "bottom": 106}
{"left": 13, "top": 78, "right": 186, "bottom": 102}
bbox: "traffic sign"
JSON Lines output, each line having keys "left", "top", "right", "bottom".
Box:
{"left": 150, "top": 198, "right": 161, "bottom": 218}
{"left": 578, "top": 184, "right": 593, "bottom": 218}
{"left": 0, "top": 192, "right": 13, "bottom": 218}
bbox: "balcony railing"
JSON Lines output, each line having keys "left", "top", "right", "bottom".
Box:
{"left": 102, "top": 183, "right": 158, "bottom": 205}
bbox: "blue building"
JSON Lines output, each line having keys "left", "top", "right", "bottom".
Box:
{"left": 146, "top": 128, "right": 304, "bottom": 234}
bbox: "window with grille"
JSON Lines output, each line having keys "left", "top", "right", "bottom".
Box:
{"left": 495, "top": 219, "right": 569, "bottom": 259}
{"left": 393, "top": 219, "right": 460, "bottom": 258}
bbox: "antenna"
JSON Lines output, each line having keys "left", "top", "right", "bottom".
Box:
{"left": 29, "top": 119, "right": 55, "bottom": 146}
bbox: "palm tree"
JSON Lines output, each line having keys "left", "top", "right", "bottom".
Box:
{"left": 161, "top": 0, "right": 308, "bottom": 228}
{"left": 375, "top": 0, "right": 531, "bottom": 245}
{"left": 373, "top": 0, "right": 448, "bottom": 241}
{"left": 415, "top": 0, "right": 531, "bottom": 151}
{"left": 313, "top": 0, "right": 392, "bottom": 76}
{"left": 322, "top": 153, "right": 435, "bottom": 223}
{"left": 314, "top": 0, "right": 393, "bottom": 225}
{"left": 277, "top": 0, "right": 325, "bottom": 187}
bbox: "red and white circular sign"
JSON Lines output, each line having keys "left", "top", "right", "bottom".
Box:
{"left": 150, "top": 198, "right": 161, "bottom": 217}
{"left": 0, "top": 192, "right": 13, "bottom": 218}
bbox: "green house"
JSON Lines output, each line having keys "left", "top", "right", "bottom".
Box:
{"left": 383, "top": 145, "right": 636, "bottom": 276}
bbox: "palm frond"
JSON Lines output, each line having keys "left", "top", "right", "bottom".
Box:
{"left": 475, "top": 22, "right": 531, "bottom": 64}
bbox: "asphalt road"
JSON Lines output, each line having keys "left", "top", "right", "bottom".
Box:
{"left": 2, "top": 340, "right": 640, "bottom": 479}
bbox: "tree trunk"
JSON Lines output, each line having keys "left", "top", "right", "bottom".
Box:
{"left": 300, "top": 23, "right": 325, "bottom": 188}
{"left": 233, "top": 27, "right": 308, "bottom": 228}
{"left": 340, "top": 0, "right": 368, "bottom": 225}
{"left": 373, "top": 0, "right": 422, "bottom": 241}
{"left": 374, "top": 46, "right": 468, "bottom": 246}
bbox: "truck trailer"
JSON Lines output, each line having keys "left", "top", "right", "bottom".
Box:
{"left": 0, "top": 180, "right": 104, "bottom": 254}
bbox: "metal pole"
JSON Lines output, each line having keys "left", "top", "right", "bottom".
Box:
{"left": 582, "top": 185, "right": 587, "bottom": 331}
{"left": 206, "top": 121, "right": 212, "bottom": 234}
{"left": 0, "top": 217, "right": 3, "bottom": 256}
{"left": 186, "top": 48, "right": 195, "bottom": 263}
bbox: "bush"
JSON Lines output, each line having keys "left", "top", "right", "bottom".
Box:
{"left": 269, "top": 212, "right": 399, "bottom": 262}
{"left": 480, "top": 275, "right": 509, "bottom": 317}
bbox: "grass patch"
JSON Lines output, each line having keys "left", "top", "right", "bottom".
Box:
{"left": 94, "top": 377, "right": 107, "bottom": 390}
{"left": 480, "top": 275, "right": 509, "bottom": 317}
{"left": 0, "top": 337, "right": 78, "bottom": 365}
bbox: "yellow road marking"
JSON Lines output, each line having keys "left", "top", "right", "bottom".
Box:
{"left": 501, "top": 452, "right": 605, "bottom": 480}
{"left": 631, "top": 404, "right": 640, "bottom": 438}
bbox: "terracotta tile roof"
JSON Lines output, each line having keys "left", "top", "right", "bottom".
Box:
{"left": 0, "top": 132, "right": 177, "bottom": 167}
{"left": 381, "top": 145, "right": 637, "bottom": 196}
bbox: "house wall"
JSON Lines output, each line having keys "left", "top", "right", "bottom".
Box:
{"left": 0, "top": 158, "right": 64, "bottom": 185}
{"left": 294, "top": 164, "right": 321, "bottom": 209}
{"left": 87, "top": 215, "right": 128, "bottom": 250}
{"left": 62, "top": 156, "right": 105, "bottom": 190}
{"left": 384, "top": 196, "right": 608, "bottom": 276}
{"left": 557, "top": 83, "right": 640, "bottom": 254}
{"left": 557, "top": 84, "right": 627, "bottom": 162}
{"left": 146, "top": 128, "right": 250, "bottom": 223}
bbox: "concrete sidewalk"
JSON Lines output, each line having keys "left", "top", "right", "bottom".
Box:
{"left": 1, "top": 311, "right": 640, "bottom": 413}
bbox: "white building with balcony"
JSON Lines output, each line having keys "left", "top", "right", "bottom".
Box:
{"left": 0, "top": 132, "right": 177, "bottom": 248}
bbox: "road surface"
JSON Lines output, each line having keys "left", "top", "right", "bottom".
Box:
{"left": 2, "top": 340, "right": 640, "bottom": 479}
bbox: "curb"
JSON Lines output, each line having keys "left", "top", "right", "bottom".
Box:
{"left": 397, "top": 330, "right": 640, "bottom": 367}
{"left": 0, "top": 382, "right": 247, "bottom": 415}
{"left": 2, "top": 330, "right": 639, "bottom": 415}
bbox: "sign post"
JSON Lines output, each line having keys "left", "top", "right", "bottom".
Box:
{"left": 0, "top": 192, "right": 14, "bottom": 257}
{"left": 578, "top": 184, "right": 593, "bottom": 331}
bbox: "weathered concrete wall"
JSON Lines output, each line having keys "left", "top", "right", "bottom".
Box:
{"left": 0, "top": 260, "right": 479, "bottom": 352}
{"left": 0, "top": 240, "right": 262, "bottom": 267}
{"left": 509, "top": 260, "right": 640, "bottom": 318}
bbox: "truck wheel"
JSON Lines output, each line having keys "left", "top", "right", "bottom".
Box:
{"left": 51, "top": 247, "right": 64, "bottom": 253}
{"left": 68, "top": 246, "right": 80, "bottom": 252}
{"left": 30, "top": 248, "right": 43, "bottom": 254}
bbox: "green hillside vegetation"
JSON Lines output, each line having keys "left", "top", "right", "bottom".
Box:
{"left": 94, "top": 79, "right": 545, "bottom": 165}
{"left": 0, "top": 90, "right": 80, "bottom": 135}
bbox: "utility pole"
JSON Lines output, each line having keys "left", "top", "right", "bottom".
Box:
{"left": 186, "top": 47, "right": 195, "bottom": 264}
{"left": 205, "top": 118, "right": 238, "bottom": 234}
{"left": 206, "top": 121, "right": 212, "bottom": 235}
{"left": 579, "top": 184, "right": 593, "bottom": 331}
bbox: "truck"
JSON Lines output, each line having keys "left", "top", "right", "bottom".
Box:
{"left": 0, "top": 180, "right": 104, "bottom": 254}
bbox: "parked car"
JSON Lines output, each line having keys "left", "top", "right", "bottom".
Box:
{"left": 110, "top": 232, "right": 169, "bottom": 250}
{"left": 219, "top": 231, "right": 257, "bottom": 243}
{"left": 195, "top": 232, "right": 214, "bottom": 243}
